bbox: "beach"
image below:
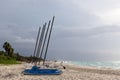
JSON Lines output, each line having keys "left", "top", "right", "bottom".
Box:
{"left": 0, "top": 63, "right": 120, "bottom": 80}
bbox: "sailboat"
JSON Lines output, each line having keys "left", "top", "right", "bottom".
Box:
{"left": 22, "top": 16, "right": 63, "bottom": 75}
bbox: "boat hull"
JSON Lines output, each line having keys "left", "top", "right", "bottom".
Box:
{"left": 22, "top": 66, "right": 63, "bottom": 75}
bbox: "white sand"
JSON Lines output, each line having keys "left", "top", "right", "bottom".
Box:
{"left": 0, "top": 63, "right": 120, "bottom": 80}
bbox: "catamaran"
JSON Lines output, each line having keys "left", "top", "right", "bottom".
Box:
{"left": 22, "top": 16, "right": 63, "bottom": 75}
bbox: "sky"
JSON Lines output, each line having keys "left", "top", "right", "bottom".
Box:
{"left": 0, "top": 0, "right": 120, "bottom": 61}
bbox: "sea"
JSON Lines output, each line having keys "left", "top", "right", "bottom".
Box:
{"left": 65, "top": 61, "right": 120, "bottom": 69}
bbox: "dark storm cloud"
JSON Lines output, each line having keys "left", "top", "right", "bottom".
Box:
{"left": 48, "top": 25, "right": 120, "bottom": 61}
{"left": 52, "top": 25, "right": 120, "bottom": 39}
{"left": 0, "top": 0, "right": 120, "bottom": 61}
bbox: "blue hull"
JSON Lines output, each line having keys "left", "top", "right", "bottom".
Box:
{"left": 22, "top": 66, "right": 63, "bottom": 75}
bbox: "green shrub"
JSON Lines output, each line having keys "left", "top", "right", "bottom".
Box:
{"left": 0, "top": 56, "right": 20, "bottom": 64}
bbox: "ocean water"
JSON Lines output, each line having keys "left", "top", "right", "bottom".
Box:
{"left": 67, "top": 61, "right": 120, "bottom": 69}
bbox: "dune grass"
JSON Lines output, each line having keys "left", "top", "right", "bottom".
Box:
{"left": 0, "top": 55, "right": 20, "bottom": 64}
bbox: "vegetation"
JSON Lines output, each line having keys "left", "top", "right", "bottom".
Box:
{"left": 0, "top": 41, "right": 41, "bottom": 64}
{"left": 3, "top": 42, "right": 14, "bottom": 57}
{"left": 0, "top": 55, "right": 20, "bottom": 64}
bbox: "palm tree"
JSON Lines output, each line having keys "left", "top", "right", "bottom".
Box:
{"left": 3, "top": 42, "right": 14, "bottom": 57}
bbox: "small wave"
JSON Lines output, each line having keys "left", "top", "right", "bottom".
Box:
{"left": 67, "top": 61, "right": 120, "bottom": 69}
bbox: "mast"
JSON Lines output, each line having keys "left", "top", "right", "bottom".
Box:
{"left": 33, "top": 27, "right": 41, "bottom": 57}
{"left": 36, "top": 23, "right": 46, "bottom": 64}
{"left": 32, "top": 27, "right": 41, "bottom": 63}
{"left": 39, "top": 20, "right": 51, "bottom": 64}
{"left": 43, "top": 16, "right": 55, "bottom": 65}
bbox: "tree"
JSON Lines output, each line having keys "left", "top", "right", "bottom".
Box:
{"left": 3, "top": 42, "right": 14, "bottom": 57}
{"left": 0, "top": 51, "right": 5, "bottom": 56}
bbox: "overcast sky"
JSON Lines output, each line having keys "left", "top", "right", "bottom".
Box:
{"left": 1, "top": 0, "right": 120, "bottom": 61}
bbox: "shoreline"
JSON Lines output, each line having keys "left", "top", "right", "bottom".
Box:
{"left": 0, "top": 63, "right": 120, "bottom": 80}
{"left": 65, "top": 64, "right": 120, "bottom": 75}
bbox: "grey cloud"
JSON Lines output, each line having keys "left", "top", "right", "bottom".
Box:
{"left": 15, "top": 36, "right": 35, "bottom": 43}
{"left": 46, "top": 25, "right": 120, "bottom": 61}
{"left": 0, "top": 0, "right": 120, "bottom": 61}
{"left": 52, "top": 25, "right": 120, "bottom": 39}
{"left": 0, "top": 0, "right": 100, "bottom": 27}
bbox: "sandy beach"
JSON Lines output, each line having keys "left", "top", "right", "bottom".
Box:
{"left": 0, "top": 63, "right": 120, "bottom": 80}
